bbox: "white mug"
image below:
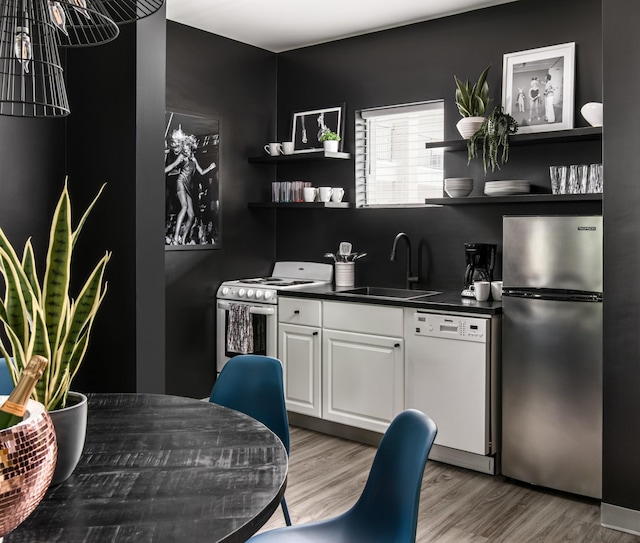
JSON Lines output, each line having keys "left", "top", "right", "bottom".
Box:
{"left": 491, "top": 281, "right": 503, "bottom": 301}
{"left": 318, "top": 187, "right": 333, "bottom": 202}
{"left": 282, "top": 141, "right": 295, "bottom": 155}
{"left": 331, "top": 188, "right": 345, "bottom": 202}
{"left": 264, "top": 142, "right": 283, "bottom": 156}
{"left": 470, "top": 281, "right": 491, "bottom": 302}
{"left": 303, "top": 187, "right": 317, "bottom": 202}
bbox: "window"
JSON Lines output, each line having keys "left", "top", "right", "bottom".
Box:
{"left": 355, "top": 101, "right": 444, "bottom": 207}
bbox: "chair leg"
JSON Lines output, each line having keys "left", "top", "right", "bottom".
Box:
{"left": 281, "top": 497, "right": 292, "bottom": 526}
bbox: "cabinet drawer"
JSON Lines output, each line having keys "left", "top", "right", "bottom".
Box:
{"left": 323, "top": 301, "right": 403, "bottom": 337}
{"left": 279, "top": 298, "right": 322, "bottom": 327}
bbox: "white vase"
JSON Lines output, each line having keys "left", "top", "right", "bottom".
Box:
{"left": 323, "top": 140, "right": 339, "bottom": 153}
{"left": 456, "top": 116, "right": 485, "bottom": 139}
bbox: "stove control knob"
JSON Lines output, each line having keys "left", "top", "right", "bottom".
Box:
{"left": 247, "top": 289, "right": 255, "bottom": 298}
{"left": 238, "top": 288, "right": 246, "bottom": 297}
{"left": 221, "top": 287, "right": 230, "bottom": 296}
{"left": 264, "top": 290, "right": 274, "bottom": 300}
{"left": 255, "top": 290, "right": 264, "bottom": 299}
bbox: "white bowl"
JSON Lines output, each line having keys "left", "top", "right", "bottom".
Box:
{"left": 580, "top": 102, "right": 603, "bottom": 127}
{"left": 445, "top": 187, "right": 472, "bottom": 198}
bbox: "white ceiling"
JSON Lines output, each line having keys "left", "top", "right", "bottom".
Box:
{"left": 166, "top": 0, "right": 519, "bottom": 53}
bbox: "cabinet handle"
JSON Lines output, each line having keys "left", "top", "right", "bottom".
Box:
{"left": 313, "top": 331, "right": 319, "bottom": 336}
{"left": 294, "top": 310, "right": 300, "bottom": 314}
{"left": 394, "top": 343, "right": 400, "bottom": 348}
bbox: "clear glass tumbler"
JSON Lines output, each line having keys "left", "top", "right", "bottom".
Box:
{"left": 550, "top": 165, "right": 568, "bottom": 194}
{"left": 576, "top": 164, "right": 589, "bottom": 194}
{"left": 588, "top": 163, "right": 603, "bottom": 193}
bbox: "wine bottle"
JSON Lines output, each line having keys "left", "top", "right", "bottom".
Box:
{"left": 0, "top": 355, "right": 48, "bottom": 430}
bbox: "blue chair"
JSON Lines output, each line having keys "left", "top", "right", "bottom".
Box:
{"left": 248, "top": 409, "right": 437, "bottom": 542}
{"left": 0, "top": 357, "right": 14, "bottom": 394}
{"left": 209, "top": 354, "right": 292, "bottom": 526}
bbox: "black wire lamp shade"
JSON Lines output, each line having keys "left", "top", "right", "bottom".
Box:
{"left": 0, "top": 0, "right": 70, "bottom": 117}
{"left": 0, "top": 0, "right": 164, "bottom": 117}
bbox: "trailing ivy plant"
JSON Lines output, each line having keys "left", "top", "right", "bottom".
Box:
{"left": 468, "top": 106, "right": 518, "bottom": 173}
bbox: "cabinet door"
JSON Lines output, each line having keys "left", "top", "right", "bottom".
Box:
{"left": 279, "top": 323, "right": 321, "bottom": 417}
{"left": 322, "top": 329, "right": 404, "bottom": 433}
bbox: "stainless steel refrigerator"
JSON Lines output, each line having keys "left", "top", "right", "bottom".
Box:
{"left": 501, "top": 215, "right": 602, "bottom": 499}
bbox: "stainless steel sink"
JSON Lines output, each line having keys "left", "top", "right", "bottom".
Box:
{"left": 336, "top": 287, "right": 441, "bottom": 299}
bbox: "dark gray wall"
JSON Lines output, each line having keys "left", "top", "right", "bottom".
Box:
{"left": 603, "top": 0, "right": 640, "bottom": 513}
{"left": 165, "top": 23, "right": 277, "bottom": 397}
{"left": 273, "top": 0, "right": 602, "bottom": 291}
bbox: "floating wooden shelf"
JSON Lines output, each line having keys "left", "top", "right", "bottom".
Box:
{"left": 248, "top": 201, "right": 351, "bottom": 209}
{"left": 248, "top": 150, "right": 351, "bottom": 163}
{"left": 425, "top": 127, "right": 602, "bottom": 151}
{"left": 424, "top": 193, "right": 603, "bottom": 205}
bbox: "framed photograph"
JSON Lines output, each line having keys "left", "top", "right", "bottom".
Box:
{"left": 165, "top": 111, "right": 221, "bottom": 250}
{"left": 291, "top": 104, "right": 344, "bottom": 152}
{"left": 502, "top": 42, "right": 575, "bottom": 134}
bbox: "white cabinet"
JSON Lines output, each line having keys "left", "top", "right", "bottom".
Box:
{"left": 278, "top": 298, "right": 322, "bottom": 417}
{"left": 322, "top": 302, "right": 404, "bottom": 433}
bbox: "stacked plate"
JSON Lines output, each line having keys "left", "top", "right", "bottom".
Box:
{"left": 444, "top": 177, "right": 473, "bottom": 198}
{"left": 484, "top": 180, "right": 530, "bottom": 196}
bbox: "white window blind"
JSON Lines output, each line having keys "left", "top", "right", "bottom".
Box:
{"left": 355, "top": 100, "right": 444, "bottom": 207}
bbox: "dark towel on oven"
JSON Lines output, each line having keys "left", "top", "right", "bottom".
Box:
{"left": 227, "top": 303, "right": 254, "bottom": 354}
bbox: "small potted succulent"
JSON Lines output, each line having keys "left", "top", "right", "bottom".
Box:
{"left": 454, "top": 64, "right": 491, "bottom": 139}
{"left": 468, "top": 105, "right": 518, "bottom": 173}
{"left": 0, "top": 180, "right": 111, "bottom": 483}
{"left": 319, "top": 130, "right": 341, "bottom": 152}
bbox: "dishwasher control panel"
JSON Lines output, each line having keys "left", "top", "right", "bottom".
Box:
{"left": 413, "top": 312, "right": 487, "bottom": 343}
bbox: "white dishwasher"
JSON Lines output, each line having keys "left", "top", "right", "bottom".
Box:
{"left": 404, "top": 309, "right": 501, "bottom": 475}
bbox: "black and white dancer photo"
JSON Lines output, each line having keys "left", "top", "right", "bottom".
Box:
{"left": 165, "top": 111, "right": 221, "bottom": 249}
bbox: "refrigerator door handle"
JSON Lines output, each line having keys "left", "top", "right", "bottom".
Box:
{"left": 502, "top": 289, "right": 602, "bottom": 303}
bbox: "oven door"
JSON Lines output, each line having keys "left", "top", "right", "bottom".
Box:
{"left": 216, "top": 299, "right": 278, "bottom": 372}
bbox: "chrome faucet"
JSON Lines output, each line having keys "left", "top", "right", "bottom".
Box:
{"left": 390, "top": 232, "right": 419, "bottom": 289}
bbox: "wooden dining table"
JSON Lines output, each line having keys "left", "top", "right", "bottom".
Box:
{"left": 6, "top": 393, "right": 288, "bottom": 543}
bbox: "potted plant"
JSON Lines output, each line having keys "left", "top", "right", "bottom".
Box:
{"left": 319, "top": 130, "right": 341, "bottom": 152}
{"left": 0, "top": 180, "right": 111, "bottom": 483}
{"left": 468, "top": 105, "right": 519, "bottom": 173}
{"left": 454, "top": 64, "right": 491, "bottom": 139}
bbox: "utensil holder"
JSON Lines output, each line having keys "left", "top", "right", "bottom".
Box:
{"left": 335, "top": 262, "right": 355, "bottom": 288}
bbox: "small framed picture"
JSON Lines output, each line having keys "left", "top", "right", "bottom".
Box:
{"left": 502, "top": 42, "right": 575, "bottom": 134}
{"left": 291, "top": 104, "right": 344, "bottom": 152}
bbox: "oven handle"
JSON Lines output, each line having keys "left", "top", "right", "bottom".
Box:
{"left": 217, "top": 301, "right": 276, "bottom": 316}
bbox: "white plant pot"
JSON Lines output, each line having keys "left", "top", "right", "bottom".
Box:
{"left": 456, "top": 116, "right": 485, "bottom": 139}
{"left": 323, "top": 140, "right": 339, "bottom": 153}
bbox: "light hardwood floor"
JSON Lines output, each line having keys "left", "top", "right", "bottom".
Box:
{"left": 257, "top": 426, "right": 640, "bottom": 542}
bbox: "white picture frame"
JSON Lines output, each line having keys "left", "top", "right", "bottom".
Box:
{"left": 291, "top": 105, "right": 344, "bottom": 153}
{"left": 502, "top": 42, "right": 575, "bottom": 134}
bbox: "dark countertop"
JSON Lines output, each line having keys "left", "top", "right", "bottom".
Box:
{"left": 8, "top": 393, "right": 287, "bottom": 543}
{"left": 279, "top": 285, "right": 502, "bottom": 315}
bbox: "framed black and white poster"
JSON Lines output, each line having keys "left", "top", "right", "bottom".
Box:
{"left": 165, "top": 111, "right": 220, "bottom": 250}
{"left": 502, "top": 42, "right": 575, "bottom": 134}
{"left": 291, "top": 104, "right": 344, "bottom": 152}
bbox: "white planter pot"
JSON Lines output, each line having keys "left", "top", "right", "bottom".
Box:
{"left": 456, "top": 116, "right": 485, "bottom": 139}
{"left": 323, "top": 140, "right": 339, "bottom": 153}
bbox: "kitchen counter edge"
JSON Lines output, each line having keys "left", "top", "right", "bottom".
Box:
{"left": 278, "top": 286, "right": 502, "bottom": 315}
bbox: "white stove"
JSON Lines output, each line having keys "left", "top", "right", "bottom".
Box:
{"left": 217, "top": 262, "right": 333, "bottom": 305}
{"left": 216, "top": 262, "right": 332, "bottom": 371}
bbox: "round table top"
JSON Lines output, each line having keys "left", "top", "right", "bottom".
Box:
{"left": 7, "top": 393, "right": 288, "bottom": 543}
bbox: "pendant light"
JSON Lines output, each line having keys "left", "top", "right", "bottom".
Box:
{"left": 0, "top": 0, "right": 70, "bottom": 117}
{"left": 0, "top": 0, "right": 164, "bottom": 118}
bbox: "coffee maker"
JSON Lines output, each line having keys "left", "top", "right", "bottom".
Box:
{"left": 462, "top": 243, "right": 497, "bottom": 297}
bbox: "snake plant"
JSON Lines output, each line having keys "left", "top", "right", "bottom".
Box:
{"left": 0, "top": 181, "right": 110, "bottom": 411}
{"left": 454, "top": 65, "right": 492, "bottom": 117}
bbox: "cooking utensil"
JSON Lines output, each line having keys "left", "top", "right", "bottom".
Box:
{"left": 324, "top": 252, "right": 337, "bottom": 262}
{"left": 338, "top": 242, "right": 352, "bottom": 261}
{"left": 351, "top": 252, "right": 367, "bottom": 261}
